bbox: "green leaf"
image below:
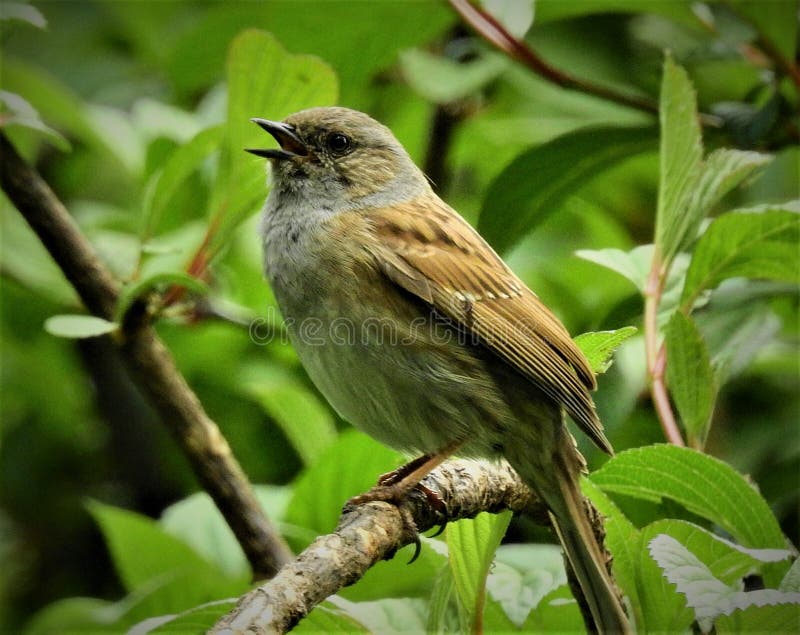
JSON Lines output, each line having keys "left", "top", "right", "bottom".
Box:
{"left": 326, "top": 597, "right": 428, "bottom": 633}
{"left": 240, "top": 363, "right": 337, "bottom": 466}
{"left": 648, "top": 533, "right": 800, "bottom": 632}
{"left": 591, "top": 445, "right": 786, "bottom": 549}
{"left": 478, "top": 126, "right": 656, "bottom": 255}
{"left": 688, "top": 149, "right": 771, "bottom": 230}
{"left": 44, "top": 314, "right": 118, "bottom": 339}
{"left": 24, "top": 598, "right": 120, "bottom": 634}
{"left": 582, "top": 478, "right": 644, "bottom": 629}
{"left": 521, "top": 584, "right": 583, "bottom": 632}
{"left": 141, "top": 125, "right": 224, "bottom": 240}
{"left": 0, "top": 2, "right": 46, "bottom": 28}
{"left": 574, "top": 326, "right": 638, "bottom": 374}
{"left": 136, "top": 599, "right": 236, "bottom": 634}
{"left": 655, "top": 55, "right": 703, "bottom": 262}
{"left": 532, "top": 0, "right": 701, "bottom": 28}
{"left": 487, "top": 543, "right": 567, "bottom": 627}
{"left": 159, "top": 487, "right": 293, "bottom": 580}
{"left": 575, "top": 244, "right": 654, "bottom": 292}
{"left": 0, "top": 89, "right": 70, "bottom": 150}
{"left": 482, "top": 0, "right": 534, "bottom": 38}
{"left": 211, "top": 29, "right": 338, "bottom": 254}
{"left": 293, "top": 601, "right": 369, "bottom": 633}
{"left": 447, "top": 510, "right": 512, "bottom": 630}
{"left": 399, "top": 49, "right": 507, "bottom": 104}
{"left": 680, "top": 204, "right": 800, "bottom": 310}
{"left": 87, "top": 501, "right": 247, "bottom": 616}
{"left": 114, "top": 272, "right": 209, "bottom": 324}
{"left": 780, "top": 559, "right": 800, "bottom": 593}
{"left": 716, "top": 601, "right": 800, "bottom": 634}
{"left": 426, "top": 563, "right": 461, "bottom": 634}
{"left": 665, "top": 312, "right": 716, "bottom": 446}
{"left": 285, "top": 430, "right": 403, "bottom": 539}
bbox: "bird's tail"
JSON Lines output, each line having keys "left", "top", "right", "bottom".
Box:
{"left": 509, "top": 432, "right": 631, "bottom": 634}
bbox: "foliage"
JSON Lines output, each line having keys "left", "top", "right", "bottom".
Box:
{"left": 1, "top": 1, "right": 797, "bottom": 633}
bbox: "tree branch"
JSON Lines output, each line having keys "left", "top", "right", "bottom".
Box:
{"left": 212, "top": 459, "right": 548, "bottom": 634}
{"left": 0, "top": 132, "right": 293, "bottom": 580}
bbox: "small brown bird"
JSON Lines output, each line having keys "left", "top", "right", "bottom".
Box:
{"left": 249, "top": 107, "right": 629, "bottom": 633}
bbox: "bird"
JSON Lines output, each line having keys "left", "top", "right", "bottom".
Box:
{"left": 247, "top": 106, "right": 630, "bottom": 633}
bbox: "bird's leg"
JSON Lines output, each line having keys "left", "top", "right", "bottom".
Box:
{"left": 347, "top": 441, "right": 462, "bottom": 560}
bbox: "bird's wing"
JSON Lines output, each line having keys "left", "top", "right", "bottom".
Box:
{"left": 366, "top": 196, "right": 612, "bottom": 454}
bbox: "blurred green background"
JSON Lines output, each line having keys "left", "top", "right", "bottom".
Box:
{"left": 1, "top": 0, "right": 797, "bottom": 630}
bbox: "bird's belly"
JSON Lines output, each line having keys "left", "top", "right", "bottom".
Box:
{"left": 282, "top": 289, "right": 507, "bottom": 457}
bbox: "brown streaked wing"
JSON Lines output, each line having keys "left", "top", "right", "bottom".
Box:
{"left": 366, "top": 197, "right": 613, "bottom": 455}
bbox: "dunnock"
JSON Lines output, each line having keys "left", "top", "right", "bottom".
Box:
{"left": 249, "top": 107, "right": 629, "bottom": 633}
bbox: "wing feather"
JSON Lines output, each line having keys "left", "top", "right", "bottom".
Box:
{"left": 366, "top": 197, "right": 612, "bottom": 454}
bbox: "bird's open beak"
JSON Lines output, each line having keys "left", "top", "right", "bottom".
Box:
{"left": 245, "top": 118, "right": 308, "bottom": 160}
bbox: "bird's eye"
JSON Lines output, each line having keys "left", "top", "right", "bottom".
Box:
{"left": 326, "top": 132, "right": 352, "bottom": 155}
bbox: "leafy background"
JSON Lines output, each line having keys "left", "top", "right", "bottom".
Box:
{"left": 0, "top": 0, "right": 798, "bottom": 632}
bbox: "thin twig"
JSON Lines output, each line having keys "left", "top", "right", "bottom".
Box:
{"left": 448, "top": 0, "right": 659, "bottom": 116}
{"left": 644, "top": 253, "right": 685, "bottom": 446}
{"left": 0, "top": 133, "right": 293, "bottom": 579}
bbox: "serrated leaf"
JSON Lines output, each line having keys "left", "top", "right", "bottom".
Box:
{"left": 649, "top": 534, "right": 800, "bottom": 632}
{"left": 210, "top": 29, "right": 338, "bottom": 254}
{"left": 447, "top": 510, "right": 512, "bottom": 630}
{"left": 665, "top": 312, "right": 716, "bottom": 446}
{"left": 239, "top": 363, "right": 336, "bottom": 466}
{"left": 591, "top": 445, "right": 786, "bottom": 550}
{"left": 655, "top": 55, "right": 703, "bottom": 262}
{"left": 141, "top": 125, "right": 224, "bottom": 240}
{"left": 716, "top": 601, "right": 800, "bottom": 633}
{"left": 86, "top": 501, "right": 247, "bottom": 617}
{"left": 574, "top": 326, "right": 638, "bottom": 374}
{"left": 780, "top": 559, "right": 800, "bottom": 593}
{"left": 115, "top": 271, "right": 209, "bottom": 324}
{"left": 680, "top": 204, "right": 800, "bottom": 310}
{"left": 44, "top": 314, "right": 118, "bottom": 339}
{"left": 479, "top": 126, "right": 656, "bottom": 255}
{"left": 575, "top": 244, "right": 654, "bottom": 292}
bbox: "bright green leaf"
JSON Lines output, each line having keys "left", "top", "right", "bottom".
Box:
{"left": 426, "top": 563, "right": 461, "bottom": 634}
{"left": 240, "top": 363, "right": 337, "bottom": 466}
{"left": 141, "top": 125, "right": 224, "bottom": 240}
{"left": 87, "top": 501, "right": 247, "bottom": 616}
{"left": 680, "top": 204, "right": 800, "bottom": 310}
{"left": 211, "top": 29, "right": 338, "bottom": 254}
{"left": 655, "top": 55, "right": 703, "bottom": 262}
{"left": 447, "top": 510, "right": 512, "bottom": 630}
{"left": 44, "top": 314, "right": 118, "bottom": 339}
{"left": 780, "top": 559, "right": 800, "bottom": 593}
{"left": 648, "top": 534, "right": 800, "bottom": 632}
{"left": 716, "top": 601, "right": 800, "bottom": 633}
{"left": 591, "top": 445, "right": 787, "bottom": 549}
{"left": 479, "top": 126, "right": 656, "bottom": 254}
{"left": 575, "top": 245, "right": 654, "bottom": 292}
{"left": 574, "top": 326, "right": 638, "bottom": 374}
{"left": 293, "top": 601, "right": 369, "bottom": 633}
{"left": 665, "top": 312, "right": 716, "bottom": 446}
{"left": 23, "top": 597, "right": 120, "bottom": 634}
